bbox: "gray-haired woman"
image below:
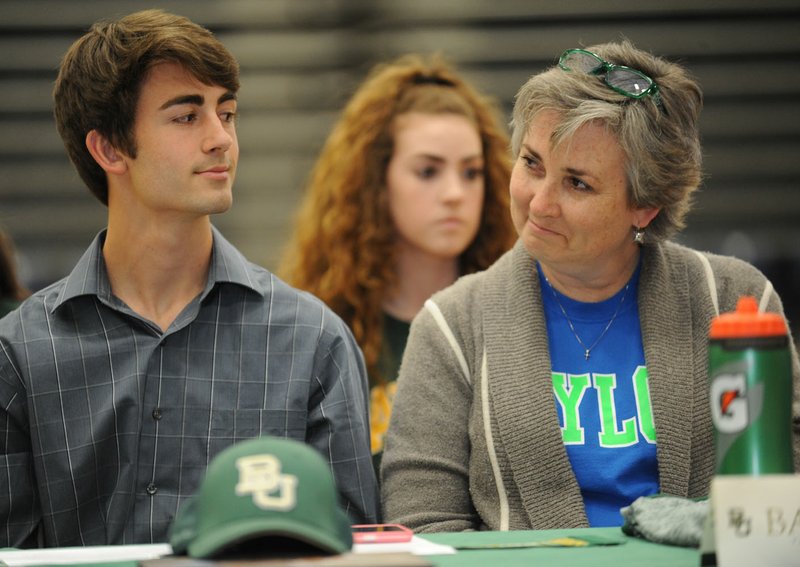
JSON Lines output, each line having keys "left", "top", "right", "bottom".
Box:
{"left": 381, "top": 40, "right": 800, "bottom": 531}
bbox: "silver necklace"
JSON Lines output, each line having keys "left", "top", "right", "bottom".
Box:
{"left": 544, "top": 276, "right": 630, "bottom": 360}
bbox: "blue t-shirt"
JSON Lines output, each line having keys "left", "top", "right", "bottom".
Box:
{"left": 538, "top": 263, "right": 659, "bottom": 526}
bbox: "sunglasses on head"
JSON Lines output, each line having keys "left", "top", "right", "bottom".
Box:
{"left": 558, "top": 48, "right": 659, "bottom": 100}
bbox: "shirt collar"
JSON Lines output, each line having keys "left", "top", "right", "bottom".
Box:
{"left": 203, "top": 225, "right": 265, "bottom": 298}
{"left": 52, "top": 226, "right": 264, "bottom": 313}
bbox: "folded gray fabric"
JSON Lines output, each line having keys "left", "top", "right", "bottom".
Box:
{"left": 621, "top": 494, "right": 709, "bottom": 547}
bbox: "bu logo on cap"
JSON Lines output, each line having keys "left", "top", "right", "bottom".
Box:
{"left": 235, "top": 454, "right": 298, "bottom": 510}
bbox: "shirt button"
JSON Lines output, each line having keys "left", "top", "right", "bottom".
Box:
{"left": 152, "top": 408, "right": 162, "bottom": 420}
{"left": 146, "top": 483, "right": 158, "bottom": 496}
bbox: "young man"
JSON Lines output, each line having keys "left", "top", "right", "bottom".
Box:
{"left": 0, "top": 10, "right": 377, "bottom": 547}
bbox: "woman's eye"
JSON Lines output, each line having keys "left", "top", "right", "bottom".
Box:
{"left": 521, "top": 154, "right": 538, "bottom": 168}
{"left": 221, "top": 111, "right": 237, "bottom": 123}
{"left": 569, "top": 176, "right": 593, "bottom": 192}
{"left": 464, "top": 167, "right": 484, "bottom": 181}
{"left": 520, "top": 154, "right": 544, "bottom": 175}
{"left": 418, "top": 166, "right": 437, "bottom": 179}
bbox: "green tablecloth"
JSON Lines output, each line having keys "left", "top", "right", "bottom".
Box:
{"left": 0, "top": 528, "right": 700, "bottom": 566}
{"left": 423, "top": 527, "right": 699, "bottom": 567}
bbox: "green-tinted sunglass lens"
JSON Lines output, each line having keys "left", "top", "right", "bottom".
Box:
{"left": 606, "top": 68, "right": 653, "bottom": 97}
{"left": 561, "top": 50, "right": 603, "bottom": 73}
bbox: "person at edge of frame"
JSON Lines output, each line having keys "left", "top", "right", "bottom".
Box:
{"left": 0, "top": 229, "right": 30, "bottom": 318}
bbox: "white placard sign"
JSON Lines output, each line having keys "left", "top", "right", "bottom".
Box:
{"left": 711, "top": 475, "right": 800, "bottom": 567}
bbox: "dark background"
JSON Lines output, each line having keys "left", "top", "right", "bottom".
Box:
{"left": 1, "top": 0, "right": 799, "bottom": 338}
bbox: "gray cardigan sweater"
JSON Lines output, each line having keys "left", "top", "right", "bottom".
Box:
{"left": 381, "top": 240, "right": 800, "bottom": 532}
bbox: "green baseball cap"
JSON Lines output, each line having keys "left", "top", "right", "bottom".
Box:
{"left": 168, "top": 496, "right": 198, "bottom": 555}
{"left": 169, "top": 437, "right": 353, "bottom": 558}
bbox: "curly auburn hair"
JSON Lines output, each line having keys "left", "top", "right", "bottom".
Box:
{"left": 279, "top": 54, "right": 516, "bottom": 385}
{"left": 0, "top": 229, "right": 29, "bottom": 302}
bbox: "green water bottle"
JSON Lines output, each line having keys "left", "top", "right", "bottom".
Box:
{"left": 709, "top": 295, "right": 794, "bottom": 474}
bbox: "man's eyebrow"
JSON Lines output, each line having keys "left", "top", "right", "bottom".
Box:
{"left": 219, "top": 91, "right": 237, "bottom": 104}
{"left": 159, "top": 94, "right": 203, "bottom": 110}
{"left": 158, "top": 91, "right": 237, "bottom": 111}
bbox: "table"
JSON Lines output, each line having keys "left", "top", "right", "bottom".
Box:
{"left": 423, "top": 527, "right": 699, "bottom": 567}
{"left": 0, "top": 528, "right": 700, "bottom": 566}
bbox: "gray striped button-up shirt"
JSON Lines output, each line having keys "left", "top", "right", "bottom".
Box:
{"left": 0, "top": 227, "right": 377, "bottom": 547}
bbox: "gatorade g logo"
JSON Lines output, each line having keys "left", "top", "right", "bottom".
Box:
{"left": 235, "top": 454, "right": 298, "bottom": 510}
{"left": 711, "top": 373, "right": 748, "bottom": 433}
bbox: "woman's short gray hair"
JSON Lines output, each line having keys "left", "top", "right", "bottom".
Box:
{"left": 510, "top": 40, "right": 703, "bottom": 242}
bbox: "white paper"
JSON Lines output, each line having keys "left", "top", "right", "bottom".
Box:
{"left": 0, "top": 536, "right": 455, "bottom": 565}
{"left": 0, "top": 543, "right": 171, "bottom": 566}
{"left": 353, "top": 535, "right": 456, "bottom": 555}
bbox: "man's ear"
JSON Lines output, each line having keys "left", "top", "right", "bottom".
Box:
{"left": 85, "top": 130, "right": 127, "bottom": 175}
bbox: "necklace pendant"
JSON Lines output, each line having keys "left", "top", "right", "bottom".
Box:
{"left": 543, "top": 273, "right": 630, "bottom": 365}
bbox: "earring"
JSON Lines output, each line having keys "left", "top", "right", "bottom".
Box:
{"left": 633, "top": 226, "right": 645, "bottom": 245}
